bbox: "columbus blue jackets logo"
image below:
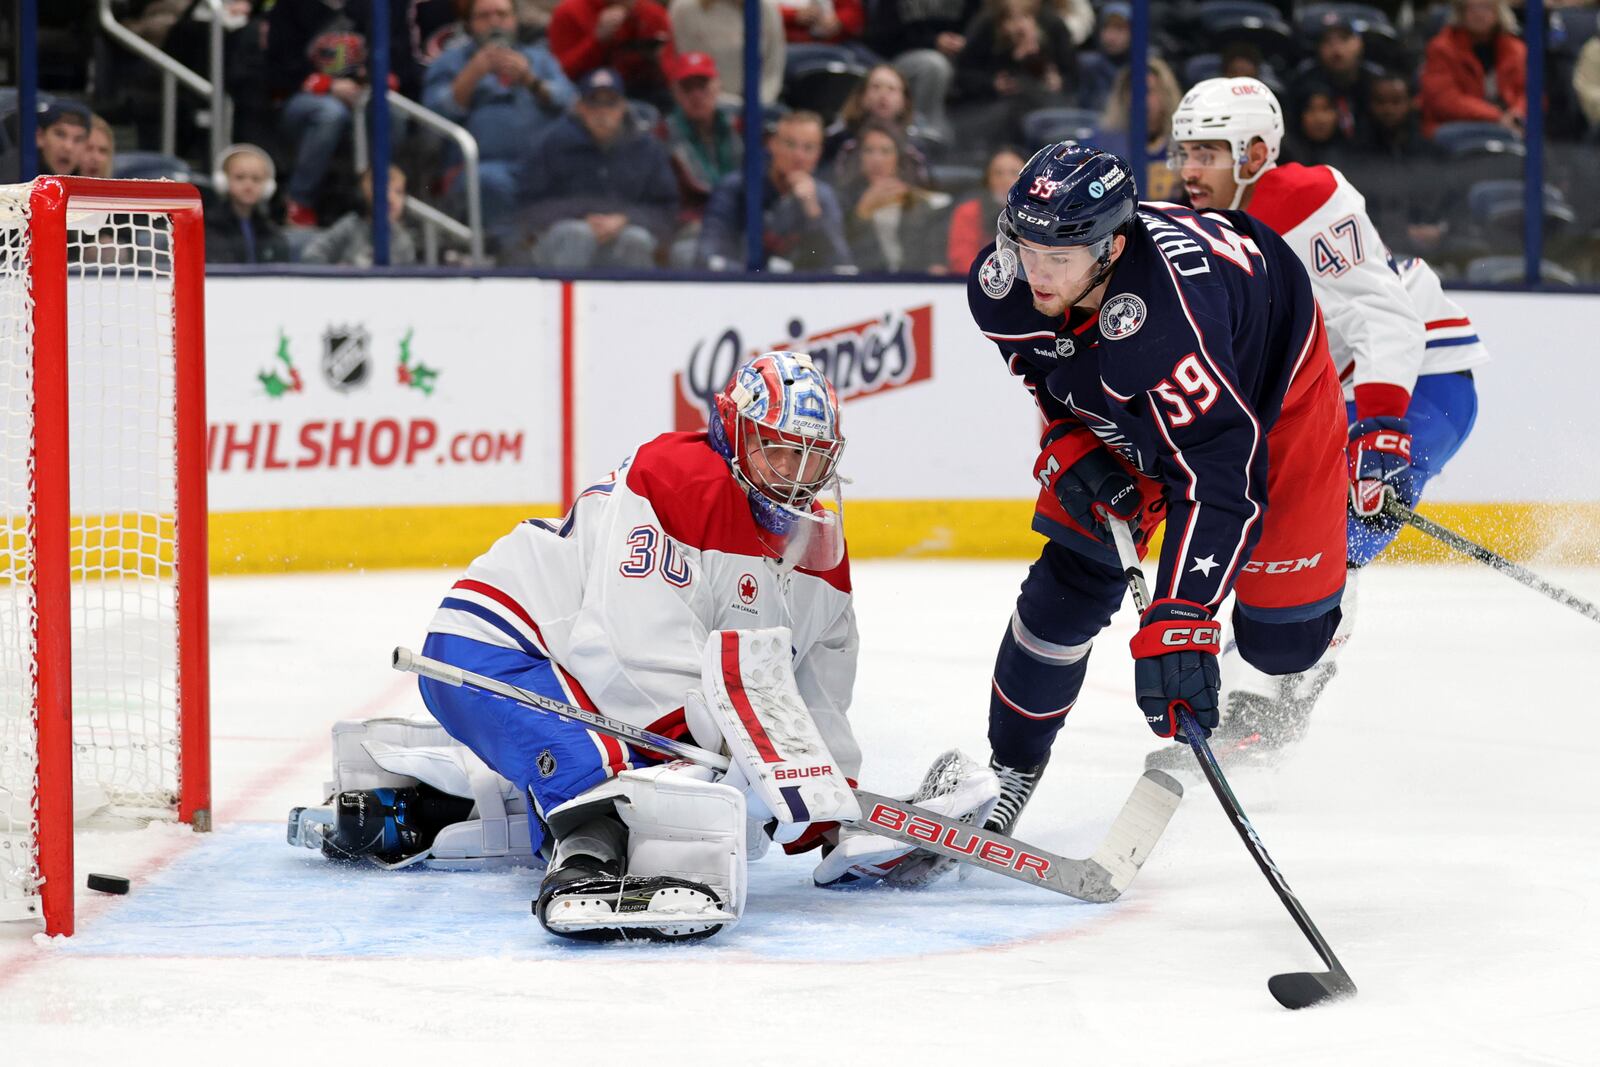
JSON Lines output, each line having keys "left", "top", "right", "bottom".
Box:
{"left": 1098, "top": 294, "right": 1146, "bottom": 340}
{"left": 978, "top": 248, "right": 1016, "bottom": 299}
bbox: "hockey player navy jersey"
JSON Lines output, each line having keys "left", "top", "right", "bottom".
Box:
{"left": 969, "top": 201, "right": 1336, "bottom": 612}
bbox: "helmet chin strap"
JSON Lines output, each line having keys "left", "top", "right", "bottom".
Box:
{"left": 1227, "top": 154, "right": 1275, "bottom": 210}
{"left": 1062, "top": 234, "right": 1119, "bottom": 311}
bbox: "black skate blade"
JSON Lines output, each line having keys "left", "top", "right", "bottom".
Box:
{"left": 1268, "top": 969, "right": 1356, "bottom": 1010}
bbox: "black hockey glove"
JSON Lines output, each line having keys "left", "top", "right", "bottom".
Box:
{"left": 1130, "top": 599, "right": 1221, "bottom": 742}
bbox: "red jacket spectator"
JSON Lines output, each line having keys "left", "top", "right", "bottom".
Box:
{"left": 1418, "top": 24, "right": 1527, "bottom": 137}
{"left": 548, "top": 0, "right": 675, "bottom": 99}
{"left": 778, "top": 0, "right": 864, "bottom": 44}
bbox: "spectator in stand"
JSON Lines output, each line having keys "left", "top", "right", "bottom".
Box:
{"left": 837, "top": 119, "right": 947, "bottom": 272}
{"left": 697, "top": 109, "right": 852, "bottom": 270}
{"left": 779, "top": 0, "right": 865, "bottom": 46}
{"left": 35, "top": 103, "right": 91, "bottom": 177}
{"left": 1418, "top": 0, "right": 1527, "bottom": 137}
{"left": 669, "top": 0, "right": 786, "bottom": 106}
{"left": 1092, "top": 57, "right": 1182, "bottom": 201}
{"left": 511, "top": 68, "right": 679, "bottom": 267}
{"left": 1358, "top": 71, "right": 1435, "bottom": 162}
{"left": 1077, "top": 1, "right": 1128, "bottom": 111}
{"left": 1283, "top": 82, "right": 1356, "bottom": 167}
{"left": 1221, "top": 41, "right": 1266, "bottom": 80}
{"left": 1289, "top": 11, "right": 1383, "bottom": 143}
{"left": 954, "top": 0, "right": 1078, "bottom": 147}
{"left": 945, "top": 143, "right": 1022, "bottom": 274}
{"left": 302, "top": 164, "right": 420, "bottom": 265}
{"left": 204, "top": 144, "right": 292, "bottom": 265}
{"left": 1575, "top": 35, "right": 1600, "bottom": 134}
{"left": 826, "top": 64, "right": 932, "bottom": 183}
{"left": 165, "top": 0, "right": 276, "bottom": 152}
{"left": 424, "top": 0, "right": 577, "bottom": 232}
{"left": 659, "top": 52, "right": 743, "bottom": 263}
{"left": 867, "top": 0, "right": 983, "bottom": 140}
{"left": 548, "top": 0, "right": 675, "bottom": 105}
{"left": 80, "top": 115, "right": 116, "bottom": 178}
{"left": 267, "top": 0, "right": 421, "bottom": 227}
{"left": 1344, "top": 73, "right": 1449, "bottom": 258}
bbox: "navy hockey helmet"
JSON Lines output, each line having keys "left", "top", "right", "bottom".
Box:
{"left": 1000, "top": 142, "right": 1137, "bottom": 250}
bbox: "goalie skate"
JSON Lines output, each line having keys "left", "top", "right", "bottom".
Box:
{"left": 536, "top": 873, "right": 737, "bottom": 942}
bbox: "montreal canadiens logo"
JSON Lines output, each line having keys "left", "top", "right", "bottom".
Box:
{"left": 738, "top": 573, "right": 759, "bottom": 605}
{"left": 978, "top": 247, "right": 1016, "bottom": 300}
{"left": 1099, "top": 294, "right": 1147, "bottom": 340}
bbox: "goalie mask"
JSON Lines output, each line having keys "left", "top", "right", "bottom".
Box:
{"left": 709, "top": 352, "right": 846, "bottom": 570}
{"left": 997, "top": 142, "right": 1137, "bottom": 310}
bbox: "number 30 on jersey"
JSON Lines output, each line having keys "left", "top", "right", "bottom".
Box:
{"left": 619, "top": 524, "right": 693, "bottom": 587}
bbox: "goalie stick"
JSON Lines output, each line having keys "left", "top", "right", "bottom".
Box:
{"left": 1109, "top": 522, "right": 1356, "bottom": 1010}
{"left": 1383, "top": 498, "right": 1600, "bottom": 625}
{"left": 391, "top": 647, "right": 1181, "bottom": 904}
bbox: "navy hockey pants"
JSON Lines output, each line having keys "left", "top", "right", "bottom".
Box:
{"left": 988, "top": 541, "right": 1339, "bottom": 768}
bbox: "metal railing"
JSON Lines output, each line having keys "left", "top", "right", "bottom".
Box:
{"left": 96, "top": 0, "right": 230, "bottom": 163}
{"left": 352, "top": 91, "right": 486, "bottom": 265}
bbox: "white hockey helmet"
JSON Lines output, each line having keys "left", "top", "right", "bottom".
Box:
{"left": 1169, "top": 77, "right": 1284, "bottom": 207}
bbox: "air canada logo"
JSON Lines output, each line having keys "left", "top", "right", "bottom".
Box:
{"left": 1099, "top": 294, "right": 1146, "bottom": 340}
{"left": 738, "top": 573, "right": 758, "bottom": 605}
{"left": 322, "top": 323, "right": 371, "bottom": 392}
{"left": 672, "top": 305, "right": 935, "bottom": 431}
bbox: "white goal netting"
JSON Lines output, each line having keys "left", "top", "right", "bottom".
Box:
{"left": 0, "top": 185, "right": 185, "bottom": 919}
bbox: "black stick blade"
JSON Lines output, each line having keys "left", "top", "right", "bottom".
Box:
{"left": 1269, "top": 969, "right": 1357, "bottom": 1010}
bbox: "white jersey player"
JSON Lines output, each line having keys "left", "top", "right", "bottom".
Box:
{"left": 1157, "top": 76, "right": 1489, "bottom": 765}
{"left": 287, "top": 352, "right": 997, "bottom": 941}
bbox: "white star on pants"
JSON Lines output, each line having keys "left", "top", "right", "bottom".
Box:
{"left": 1190, "top": 554, "right": 1219, "bottom": 577}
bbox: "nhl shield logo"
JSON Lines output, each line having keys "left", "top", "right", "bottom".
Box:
{"left": 322, "top": 324, "right": 372, "bottom": 392}
{"left": 1055, "top": 335, "right": 1075, "bottom": 358}
{"left": 978, "top": 248, "right": 1016, "bottom": 300}
{"left": 1098, "top": 294, "right": 1147, "bottom": 340}
{"left": 536, "top": 750, "right": 558, "bottom": 778}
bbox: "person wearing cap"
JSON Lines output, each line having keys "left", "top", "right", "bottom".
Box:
{"left": 660, "top": 51, "right": 743, "bottom": 264}
{"left": 424, "top": 0, "right": 577, "bottom": 231}
{"left": 1288, "top": 10, "right": 1384, "bottom": 143}
{"left": 548, "top": 0, "right": 676, "bottom": 106}
{"left": 205, "top": 144, "right": 293, "bottom": 265}
{"left": 509, "top": 67, "right": 679, "bottom": 267}
{"left": 35, "top": 103, "right": 91, "bottom": 177}
{"left": 668, "top": 0, "right": 785, "bottom": 106}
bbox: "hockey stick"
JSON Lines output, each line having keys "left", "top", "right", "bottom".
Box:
{"left": 391, "top": 647, "right": 1182, "bottom": 904}
{"left": 1383, "top": 498, "right": 1600, "bottom": 625}
{"left": 1108, "top": 523, "right": 1356, "bottom": 1010}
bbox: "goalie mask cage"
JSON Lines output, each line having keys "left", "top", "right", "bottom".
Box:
{"left": 0, "top": 177, "right": 210, "bottom": 937}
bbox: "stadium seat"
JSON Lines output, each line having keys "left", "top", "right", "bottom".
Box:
{"left": 929, "top": 162, "right": 983, "bottom": 195}
{"left": 112, "top": 151, "right": 195, "bottom": 182}
{"left": 1467, "top": 179, "right": 1579, "bottom": 253}
{"left": 1296, "top": 3, "right": 1404, "bottom": 67}
{"left": 1021, "top": 107, "right": 1100, "bottom": 149}
{"left": 1204, "top": 13, "right": 1296, "bottom": 65}
{"left": 782, "top": 45, "right": 867, "bottom": 126}
{"left": 1464, "top": 256, "right": 1579, "bottom": 286}
{"left": 1551, "top": 6, "right": 1600, "bottom": 55}
{"left": 1432, "top": 121, "right": 1525, "bottom": 160}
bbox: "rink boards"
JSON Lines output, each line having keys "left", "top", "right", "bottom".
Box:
{"left": 201, "top": 277, "right": 1600, "bottom": 571}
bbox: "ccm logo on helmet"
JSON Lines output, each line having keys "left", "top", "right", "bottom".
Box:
{"left": 1160, "top": 624, "right": 1221, "bottom": 648}
{"left": 774, "top": 765, "right": 833, "bottom": 780}
{"left": 1242, "top": 553, "right": 1323, "bottom": 574}
{"left": 866, "top": 803, "right": 1053, "bottom": 879}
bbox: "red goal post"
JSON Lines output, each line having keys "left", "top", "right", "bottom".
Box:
{"left": 0, "top": 177, "right": 211, "bottom": 937}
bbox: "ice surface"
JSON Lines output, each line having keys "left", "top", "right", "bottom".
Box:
{"left": 2, "top": 561, "right": 1597, "bottom": 1064}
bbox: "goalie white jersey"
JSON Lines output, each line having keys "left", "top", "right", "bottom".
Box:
{"left": 1247, "top": 162, "right": 1489, "bottom": 419}
{"left": 426, "top": 431, "right": 861, "bottom": 780}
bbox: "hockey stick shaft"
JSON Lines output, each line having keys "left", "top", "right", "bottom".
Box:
{"left": 1109, "top": 524, "right": 1354, "bottom": 1003}
{"left": 391, "top": 647, "right": 1173, "bottom": 902}
{"left": 1383, "top": 498, "right": 1600, "bottom": 624}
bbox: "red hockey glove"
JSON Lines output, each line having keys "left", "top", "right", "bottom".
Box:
{"left": 1130, "top": 599, "right": 1221, "bottom": 742}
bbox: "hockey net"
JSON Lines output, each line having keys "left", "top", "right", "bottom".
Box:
{"left": 0, "top": 177, "right": 210, "bottom": 936}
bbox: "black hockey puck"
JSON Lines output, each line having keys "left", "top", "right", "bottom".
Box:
{"left": 86, "top": 873, "right": 130, "bottom": 895}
